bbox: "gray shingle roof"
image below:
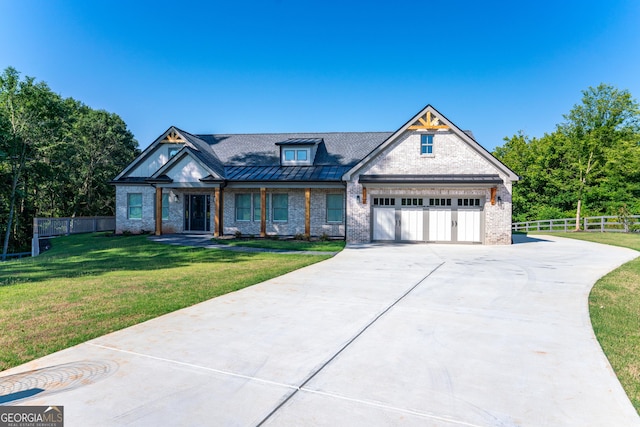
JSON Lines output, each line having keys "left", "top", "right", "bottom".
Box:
{"left": 113, "top": 129, "right": 392, "bottom": 184}
{"left": 196, "top": 132, "right": 392, "bottom": 167}
{"left": 175, "top": 129, "right": 226, "bottom": 178}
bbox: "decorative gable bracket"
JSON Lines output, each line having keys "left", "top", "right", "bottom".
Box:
{"left": 161, "top": 129, "right": 187, "bottom": 143}
{"left": 408, "top": 111, "right": 449, "bottom": 130}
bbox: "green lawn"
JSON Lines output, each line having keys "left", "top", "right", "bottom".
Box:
{"left": 212, "top": 237, "right": 345, "bottom": 252}
{"left": 536, "top": 231, "right": 640, "bottom": 413}
{"left": 0, "top": 233, "right": 332, "bottom": 371}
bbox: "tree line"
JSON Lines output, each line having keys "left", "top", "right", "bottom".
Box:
{"left": 493, "top": 84, "right": 640, "bottom": 226}
{"left": 0, "top": 67, "right": 139, "bottom": 258}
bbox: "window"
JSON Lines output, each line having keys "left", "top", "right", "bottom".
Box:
{"left": 236, "top": 193, "right": 271, "bottom": 222}
{"left": 429, "top": 198, "right": 452, "bottom": 206}
{"left": 326, "top": 194, "right": 344, "bottom": 223}
{"left": 401, "top": 198, "right": 423, "bottom": 206}
{"left": 458, "top": 198, "right": 481, "bottom": 207}
{"left": 373, "top": 198, "right": 395, "bottom": 206}
{"left": 168, "top": 147, "right": 180, "bottom": 158}
{"left": 282, "top": 148, "right": 311, "bottom": 164}
{"left": 162, "top": 193, "right": 169, "bottom": 220}
{"left": 235, "top": 194, "right": 252, "bottom": 221}
{"left": 252, "top": 193, "right": 270, "bottom": 221}
{"left": 128, "top": 193, "right": 142, "bottom": 219}
{"left": 272, "top": 194, "right": 288, "bottom": 222}
{"left": 420, "top": 134, "right": 434, "bottom": 155}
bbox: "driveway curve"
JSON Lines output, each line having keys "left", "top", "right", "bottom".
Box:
{"left": 1, "top": 235, "right": 638, "bottom": 426}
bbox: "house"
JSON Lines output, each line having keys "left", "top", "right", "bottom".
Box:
{"left": 112, "top": 105, "right": 518, "bottom": 244}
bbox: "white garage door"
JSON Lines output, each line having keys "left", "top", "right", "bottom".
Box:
{"left": 373, "top": 208, "right": 396, "bottom": 240}
{"left": 401, "top": 209, "right": 424, "bottom": 241}
{"left": 428, "top": 209, "right": 452, "bottom": 242}
{"left": 457, "top": 209, "right": 481, "bottom": 242}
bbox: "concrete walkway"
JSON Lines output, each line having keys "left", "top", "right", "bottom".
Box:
{"left": 1, "top": 235, "right": 639, "bottom": 426}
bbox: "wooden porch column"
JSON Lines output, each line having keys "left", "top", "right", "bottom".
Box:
{"left": 260, "top": 188, "right": 267, "bottom": 237}
{"left": 305, "top": 188, "right": 311, "bottom": 236}
{"left": 214, "top": 187, "right": 223, "bottom": 237}
{"left": 155, "top": 187, "right": 162, "bottom": 236}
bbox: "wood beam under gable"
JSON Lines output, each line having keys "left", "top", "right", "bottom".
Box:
{"left": 161, "top": 129, "right": 187, "bottom": 144}
{"left": 408, "top": 110, "right": 450, "bottom": 130}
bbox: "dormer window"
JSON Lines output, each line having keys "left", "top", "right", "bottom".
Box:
{"left": 282, "top": 148, "right": 310, "bottom": 164}
{"left": 277, "top": 138, "right": 322, "bottom": 165}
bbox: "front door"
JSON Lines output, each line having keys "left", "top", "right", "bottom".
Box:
{"left": 184, "top": 194, "right": 211, "bottom": 232}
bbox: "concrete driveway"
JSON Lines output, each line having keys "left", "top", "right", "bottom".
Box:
{"left": 1, "top": 235, "right": 639, "bottom": 426}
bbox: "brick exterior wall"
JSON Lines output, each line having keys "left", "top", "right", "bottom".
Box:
{"left": 115, "top": 185, "right": 156, "bottom": 234}
{"left": 345, "top": 130, "right": 513, "bottom": 245}
{"left": 223, "top": 188, "right": 345, "bottom": 238}
{"left": 115, "top": 186, "right": 212, "bottom": 234}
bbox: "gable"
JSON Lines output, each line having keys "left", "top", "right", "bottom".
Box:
{"left": 343, "top": 105, "right": 518, "bottom": 182}
{"left": 126, "top": 143, "right": 185, "bottom": 177}
{"left": 150, "top": 148, "right": 223, "bottom": 183}
{"left": 115, "top": 127, "right": 188, "bottom": 179}
{"left": 361, "top": 131, "right": 501, "bottom": 177}
{"left": 164, "top": 155, "right": 210, "bottom": 182}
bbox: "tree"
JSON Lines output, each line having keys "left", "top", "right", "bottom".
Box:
{"left": 64, "top": 102, "right": 138, "bottom": 216}
{"left": 0, "top": 67, "right": 139, "bottom": 257}
{"left": 0, "top": 67, "right": 63, "bottom": 260}
{"left": 495, "top": 84, "right": 640, "bottom": 226}
{"left": 559, "top": 84, "right": 640, "bottom": 229}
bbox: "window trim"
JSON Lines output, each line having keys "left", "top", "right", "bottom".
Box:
{"left": 326, "top": 193, "right": 344, "bottom": 223}
{"left": 127, "top": 193, "right": 143, "bottom": 220}
{"left": 420, "top": 134, "right": 434, "bottom": 155}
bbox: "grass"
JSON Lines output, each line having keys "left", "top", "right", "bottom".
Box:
{"left": 212, "top": 237, "right": 346, "bottom": 252}
{"left": 0, "top": 233, "right": 332, "bottom": 371}
{"left": 534, "top": 231, "right": 640, "bottom": 413}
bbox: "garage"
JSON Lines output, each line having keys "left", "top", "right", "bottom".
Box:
{"left": 372, "top": 196, "right": 483, "bottom": 243}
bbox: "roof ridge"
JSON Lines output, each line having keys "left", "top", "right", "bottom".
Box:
{"left": 196, "top": 131, "right": 393, "bottom": 137}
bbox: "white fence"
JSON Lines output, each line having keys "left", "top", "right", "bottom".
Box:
{"left": 512, "top": 215, "right": 640, "bottom": 233}
{"left": 32, "top": 216, "right": 115, "bottom": 256}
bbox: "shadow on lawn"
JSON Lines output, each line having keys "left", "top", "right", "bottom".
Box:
{"left": 0, "top": 234, "right": 265, "bottom": 287}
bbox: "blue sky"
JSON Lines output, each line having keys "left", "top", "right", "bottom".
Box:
{"left": 1, "top": 1, "right": 639, "bottom": 151}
